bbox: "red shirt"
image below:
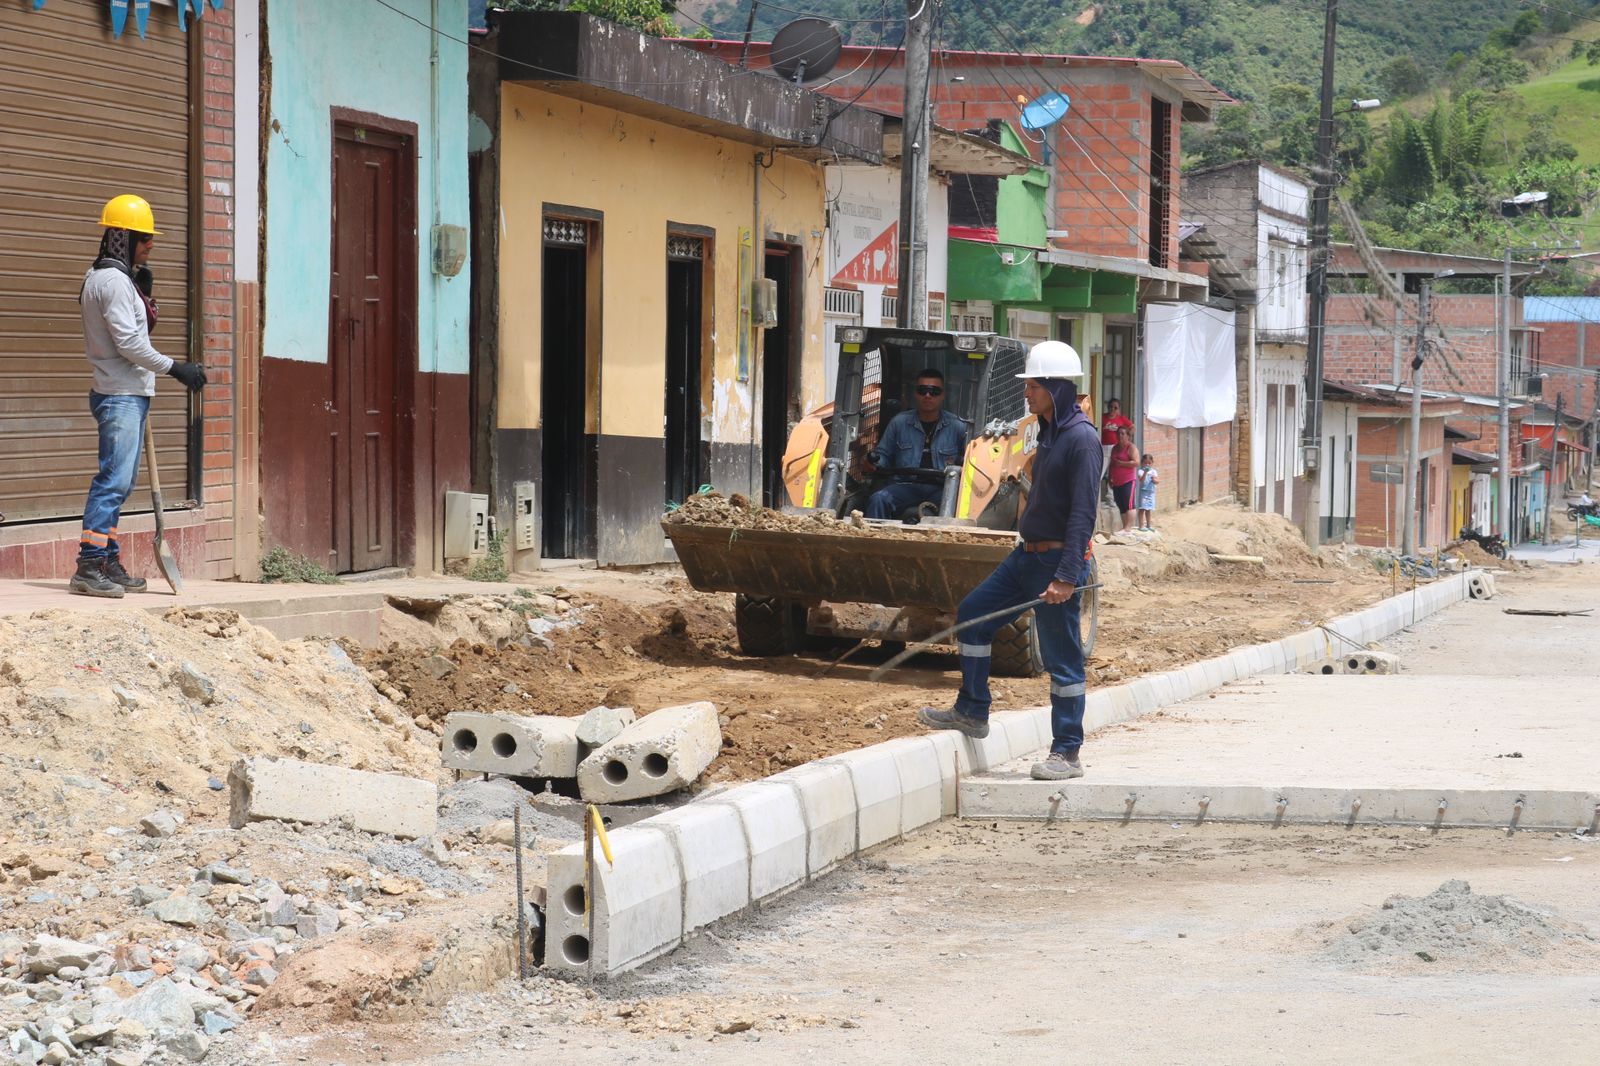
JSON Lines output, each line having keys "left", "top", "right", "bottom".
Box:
{"left": 1108, "top": 443, "right": 1138, "bottom": 486}
{"left": 1101, "top": 413, "right": 1133, "bottom": 446}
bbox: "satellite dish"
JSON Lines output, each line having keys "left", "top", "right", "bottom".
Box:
{"left": 769, "top": 18, "right": 843, "bottom": 84}
{"left": 1020, "top": 91, "right": 1071, "bottom": 131}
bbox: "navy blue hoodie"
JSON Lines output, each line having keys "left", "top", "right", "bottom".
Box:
{"left": 1017, "top": 378, "right": 1102, "bottom": 582}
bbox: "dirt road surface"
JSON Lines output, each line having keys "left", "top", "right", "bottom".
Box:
{"left": 372, "top": 506, "right": 1400, "bottom": 781}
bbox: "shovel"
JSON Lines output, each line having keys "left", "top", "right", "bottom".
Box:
{"left": 143, "top": 420, "right": 183, "bottom": 594}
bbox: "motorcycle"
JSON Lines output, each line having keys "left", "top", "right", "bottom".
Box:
{"left": 1458, "top": 525, "right": 1507, "bottom": 559}
{"left": 1564, "top": 500, "right": 1599, "bottom": 522}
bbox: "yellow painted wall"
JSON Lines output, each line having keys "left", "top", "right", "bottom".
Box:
{"left": 496, "top": 85, "right": 828, "bottom": 439}
{"left": 1450, "top": 463, "right": 1470, "bottom": 538}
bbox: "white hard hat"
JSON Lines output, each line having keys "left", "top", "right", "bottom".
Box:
{"left": 1016, "top": 340, "right": 1083, "bottom": 380}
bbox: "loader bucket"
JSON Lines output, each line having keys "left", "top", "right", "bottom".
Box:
{"left": 662, "top": 520, "right": 1017, "bottom": 610}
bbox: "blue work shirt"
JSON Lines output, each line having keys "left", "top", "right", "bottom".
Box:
{"left": 1017, "top": 378, "right": 1102, "bottom": 582}
{"left": 870, "top": 408, "right": 968, "bottom": 476}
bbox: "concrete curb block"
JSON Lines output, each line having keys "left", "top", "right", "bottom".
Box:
{"left": 543, "top": 572, "right": 1473, "bottom": 976}
{"left": 958, "top": 780, "right": 1600, "bottom": 832}
{"left": 768, "top": 761, "right": 858, "bottom": 877}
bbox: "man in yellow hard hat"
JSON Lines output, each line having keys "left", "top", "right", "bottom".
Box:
{"left": 71, "top": 194, "right": 206, "bottom": 598}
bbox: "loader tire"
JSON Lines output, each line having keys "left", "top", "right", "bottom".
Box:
{"left": 734, "top": 595, "right": 806, "bottom": 657}
{"left": 991, "top": 611, "right": 1043, "bottom": 677}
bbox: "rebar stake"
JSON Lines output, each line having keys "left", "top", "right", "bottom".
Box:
{"left": 513, "top": 804, "right": 528, "bottom": 981}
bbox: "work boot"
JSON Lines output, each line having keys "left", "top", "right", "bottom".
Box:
{"left": 916, "top": 706, "right": 990, "bottom": 740}
{"left": 68, "top": 560, "right": 126, "bottom": 599}
{"left": 102, "top": 557, "right": 148, "bottom": 593}
{"left": 1030, "top": 752, "right": 1084, "bottom": 781}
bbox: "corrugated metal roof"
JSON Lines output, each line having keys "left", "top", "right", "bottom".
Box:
{"left": 1524, "top": 296, "right": 1600, "bottom": 323}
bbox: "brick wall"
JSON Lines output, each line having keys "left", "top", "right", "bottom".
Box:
{"left": 1350, "top": 415, "right": 1448, "bottom": 548}
{"left": 1530, "top": 321, "right": 1598, "bottom": 416}
{"left": 199, "top": 12, "right": 238, "bottom": 579}
{"left": 800, "top": 57, "right": 1174, "bottom": 265}
{"left": 1326, "top": 294, "right": 1509, "bottom": 399}
{"left": 1203, "top": 421, "right": 1232, "bottom": 501}
{"left": 1142, "top": 421, "right": 1178, "bottom": 510}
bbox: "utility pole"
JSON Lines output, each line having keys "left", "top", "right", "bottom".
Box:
{"left": 1544, "top": 388, "right": 1563, "bottom": 545}
{"left": 1498, "top": 248, "right": 1513, "bottom": 545}
{"left": 1401, "top": 278, "right": 1430, "bottom": 557}
{"left": 895, "top": 0, "right": 932, "bottom": 330}
{"left": 1301, "top": 0, "right": 1338, "bottom": 548}
{"left": 737, "top": 0, "right": 759, "bottom": 68}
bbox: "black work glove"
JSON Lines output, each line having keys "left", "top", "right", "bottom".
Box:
{"left": 167, "top": 362, "right": 207, "bottom": 391}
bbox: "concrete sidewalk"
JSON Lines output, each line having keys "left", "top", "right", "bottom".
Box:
{"left": 964, "top": 565, "right": 1600, "bottom": 829}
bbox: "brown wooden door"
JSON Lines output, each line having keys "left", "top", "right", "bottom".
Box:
{"left": 330, "top": 126, "right": 401, "bottom": 572}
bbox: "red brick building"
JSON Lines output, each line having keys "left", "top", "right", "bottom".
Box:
{"left": 691, "top": 42, "right": 1230, "bottom": 270}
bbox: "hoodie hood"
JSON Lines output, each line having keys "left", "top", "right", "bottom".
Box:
{"left": 1038, "top": 377, "right": 1089, "bottom": 434}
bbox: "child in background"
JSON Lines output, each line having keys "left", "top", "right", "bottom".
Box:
{"left": 1136, "top": 453, "right": 1158, "bottom": 531}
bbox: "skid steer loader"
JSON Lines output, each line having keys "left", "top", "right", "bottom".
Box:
{"left": 663, "top": 326, "right": 1098, "bottom": 676}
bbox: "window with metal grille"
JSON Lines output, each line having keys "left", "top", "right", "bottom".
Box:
{"left": 544, "top": 218, "right": 589, "bottom": 245}
{"left": 666, "top": 234, "right": 703, "bottom": 260}
{"left": 985, "top": 344, "right": 1028, "bottom": 422}
{"left": 881, "top": 293, "right": 898, "bottom": 322}
{"left": 1148, "top": 97, "right": 1173, "bottom": 268}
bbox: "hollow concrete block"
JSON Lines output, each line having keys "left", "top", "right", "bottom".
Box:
{"left": 768, "top": 761, "right": 857, "bottom": 877}
{"left": 577, "top": 701, "right": 721, "bottom": 803}
{"left": 718, "top": 781, "right": 807, "bottom": 900}
{"left": 227, "top": 757, "right": 435, "bottom": 840}
{"left": 440, "top": 712, "right": 581, "bottom": 778}
{"left": 882, "top": 736, "right": 944, "bottom": 834}
{"left": 543, "top": 845, "right": 588, "bottom": 974}
{"left": 831, "top": 745, "right": 904, "bottom": 850}
{"left": 650, "top": 801, "right": 749, "bottom": 933}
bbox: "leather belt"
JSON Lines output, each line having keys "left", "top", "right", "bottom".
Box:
{"left": 1020, "top": 540, "right": 1064, "bottom": 553}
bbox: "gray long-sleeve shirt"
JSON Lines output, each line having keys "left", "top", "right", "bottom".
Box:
{"left": 81, "top": 267, "right": 173, "bottom": 396}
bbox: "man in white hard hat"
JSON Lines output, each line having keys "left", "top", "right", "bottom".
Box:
{"left": 918, "top": 340, "right": 1102, "bottom": 780}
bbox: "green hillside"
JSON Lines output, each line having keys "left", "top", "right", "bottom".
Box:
{"left": 689, "top": 0, "right": 1531, "bottom": 105}
{"left": 1511, "top": 33, "right": 1600, "bottom": 164}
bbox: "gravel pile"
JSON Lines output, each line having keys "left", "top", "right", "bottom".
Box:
{"left": 1326, "top": 879, "right": 1594, "bottom": 966}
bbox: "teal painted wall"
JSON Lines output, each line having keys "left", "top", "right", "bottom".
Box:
{"left": 262, "top": 0, "right": 469, "bottom": 373}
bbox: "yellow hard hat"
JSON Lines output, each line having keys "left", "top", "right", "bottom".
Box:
{"left": 99, "top": 194, "right": 160, "bottom": 235}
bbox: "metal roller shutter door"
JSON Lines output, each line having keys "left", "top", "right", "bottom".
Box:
{"left": 0, "top": 1, "right": 192, "bottom": 524}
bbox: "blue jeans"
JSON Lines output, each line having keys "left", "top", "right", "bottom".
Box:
{"left": 80, "top": 391, "right": 149, "bottom": 562}
{"left": 952, "top": 547, "right": 1091, "bottom": 755}
{"left": 865, "top": 480, "right": 941, "bottom": 520}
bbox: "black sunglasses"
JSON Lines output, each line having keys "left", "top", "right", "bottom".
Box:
{"left": 915, "top": 385, "right": 943, "bottom": 397}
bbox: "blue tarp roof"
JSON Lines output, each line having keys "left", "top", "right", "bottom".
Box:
{"left": 1524, "top": 296, "right": 1600, "bottom": 324}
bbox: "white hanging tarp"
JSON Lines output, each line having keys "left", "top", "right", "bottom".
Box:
{"left": 1144, "top": 303, "right": 1237, "bottom": 428}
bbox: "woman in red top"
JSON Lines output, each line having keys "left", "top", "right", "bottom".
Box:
{"left": 1108, "top": 424, "right": 1139, "bottom": 531}
{"left": 1100, "top": 398, "right": 1133, "bottom": 446}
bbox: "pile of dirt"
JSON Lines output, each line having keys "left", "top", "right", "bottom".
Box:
{"left": 1157, "top": 502, "right": 1321, "bottom": 567}
{"left": 1324, "top": 879, "right": 1597, "bottom": 969}
{"left": 0, "top": 606, "right": 439, "bottom": 833}
{"left": 1445, "top": 541, "right": 1518, "bottom": 569}
{"left": 664, "top": 491, "right": 1008, "bottom": 545}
